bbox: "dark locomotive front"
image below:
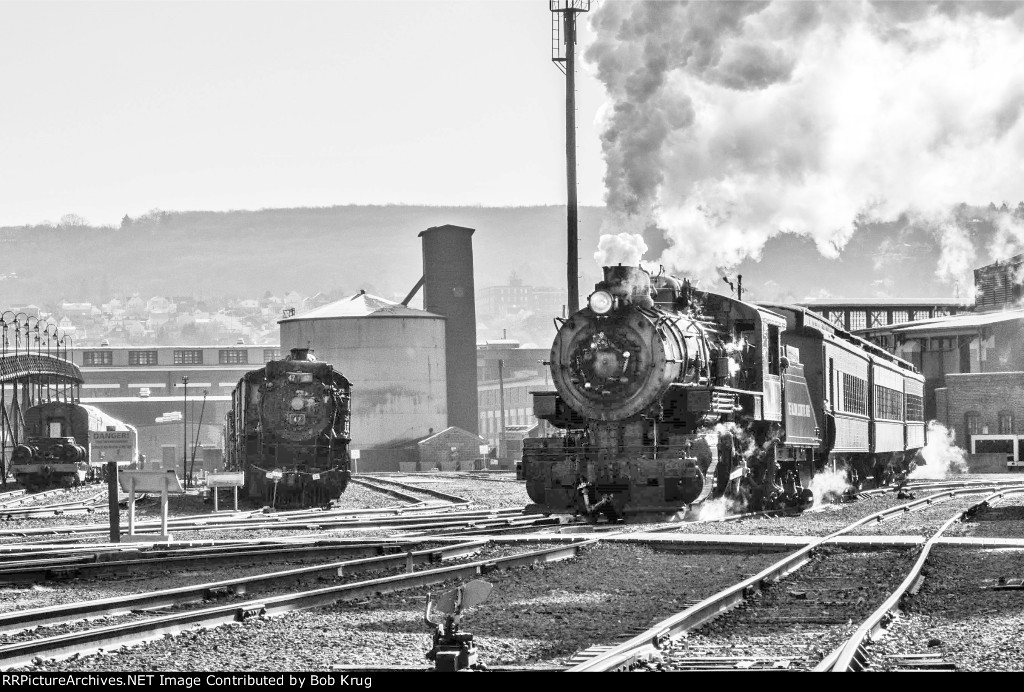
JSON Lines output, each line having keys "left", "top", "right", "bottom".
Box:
{"left": 11, "top": 402, "right": 138, "bottom": 490}
{"left": 226, "top": 347, "right": 352, "bottom": 507}
{"left": 522, "top": 265, "right": 814, "bottom": 520}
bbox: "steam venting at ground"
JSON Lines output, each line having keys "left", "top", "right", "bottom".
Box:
{"left": 586, "top": 2, "right": 1024, "bottom": 287}
{"left": 694, "top": 494, "right": 744, "bottom": 521}
{"left": 910, "top": 421, "right": 967, "bottom": 479}
{"left": 807, "top": 466, "right": 851, "bottom": 508}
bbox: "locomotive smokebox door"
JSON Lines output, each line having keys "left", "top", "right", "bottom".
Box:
{"left": 424, "top": 579, "right": 493, "bottom": 672}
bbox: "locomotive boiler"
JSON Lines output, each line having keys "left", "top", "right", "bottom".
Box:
{"left": 11, "top": 402, "right": 139, "bottom": 490}
{"left": 225, "top": 347, "right": 352, "bottom": 507}
{"left": 520, "top": 265, "right": 926, "bottom": 521}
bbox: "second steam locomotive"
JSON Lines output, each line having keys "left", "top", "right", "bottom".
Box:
{"left": 225, "top": 347, "right": 352, "bottom": 507}
{"left": 520, "top": 265, "right": 926, "bottom": 521}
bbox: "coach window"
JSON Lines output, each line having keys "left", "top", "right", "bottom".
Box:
{"left": 767, "top": 326, "right": 780, "bottom": 375}
{"left": 999, "top": 410, "right": 1014, "bottom": 435}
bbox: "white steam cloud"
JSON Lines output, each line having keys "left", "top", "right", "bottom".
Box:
{"left": 586, "top": 1, "right": 1024, "bottom": 284}
{"left": 694, "top": 494, "right": 744, "bottom": 521}
{"left": 807, "top": 466, "right": 852, "bottom": 508}
{"left": 910, "top": 421, "right": 968, "bottom": 479}
{"left": 594, "top": 231, "right": 649, "bottom": 267}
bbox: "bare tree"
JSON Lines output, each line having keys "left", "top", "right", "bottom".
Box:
{"left": 59, "top": 213, "right": 88, "bottom": 228}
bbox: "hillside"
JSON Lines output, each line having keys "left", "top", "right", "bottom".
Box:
{"left": 1, "top": 203, "right": 1010, "bottom": 310}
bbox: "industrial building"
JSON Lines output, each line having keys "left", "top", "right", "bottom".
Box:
{"left": 849, "top": 256, "right": 1024, "bottom": 470}
{"left": 476, "top": 339, "right": 549, "bottom": 459}
{"left": 798, "top": 298, "right": 967, "bottom": 348}
{"left": 67, "top": 343, "right": 280, "bottom": 470}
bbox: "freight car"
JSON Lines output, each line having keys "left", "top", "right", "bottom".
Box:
{"left": 519, "top": 265, "right": 926, "bottom": 521}
{"left": 10, "top": 402, "right": 139, "bottom": 490}
{"left": 225, "top": 347, "right": 352, "bottom": 508}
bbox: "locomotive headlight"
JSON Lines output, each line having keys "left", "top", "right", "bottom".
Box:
{"left": 588, "top": 290, "right": 613, "bottom": 314}
{"left": 290, "top": 396, "right": 305, "bottom": 411}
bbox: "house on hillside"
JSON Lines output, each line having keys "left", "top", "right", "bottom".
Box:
{"left": 146, "top": 296, "right": 175, "bottom": 314}
{"left": 126, "top": 295, "right": 145, "bottom": 316}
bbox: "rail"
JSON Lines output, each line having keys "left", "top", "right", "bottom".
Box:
{"left": 566, "top": 485, "right": 1015, "bottom": 672}
{"left": 817, "top": 484, "right": 1024, "bottom": 672}
{"left": 0, "top": 504, "right": 531, "bottom": 540}
{"left": 0, "top": 540, "right": 596, "bottom": 668}
{"left": 360, "top": 474, "right": 471, "bottom": 505}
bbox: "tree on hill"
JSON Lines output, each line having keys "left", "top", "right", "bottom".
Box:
{"left": 59, "top": 213, "right": 88, "bottom": 228}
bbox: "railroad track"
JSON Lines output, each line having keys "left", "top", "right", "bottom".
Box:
{"left": 0, "top": 489, "right": 74, "bottom": 510}
{"left": 0, "top": 490, "right": 27, "bottom": 505}
{"left": 564, "top": 484, "right": 1024, "bottom": 672}
{"left": 0, "top": 539, "right": 423, "bottom": 583}
{"left": 857, "top": 477, "right": 1024, "bottom": 499}
{"left": 0, "top": 503, "right": 527, "bottom": 541}
{"left": 0, "top": 492, "right": 106, "bottom": 520}
{"left": 817, "top": 485, "right": 1024, "bottom": 672}
{"left": 358, "top": 474, "right": 471, "bottom": 504}
{"left": 0, "top": 540, "right": 593, "bottom": 669}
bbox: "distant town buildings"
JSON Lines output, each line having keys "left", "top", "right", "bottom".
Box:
{"left": 14, "top": 290, "right": 333, "bottom": 348}
{"left": 478, "top": 273, "right": 565, "bottom": 320}
{"left": 476, "top": 339, "right": 550, "bottom": 459}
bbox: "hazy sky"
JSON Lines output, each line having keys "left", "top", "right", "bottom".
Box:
{"left": 0, "top": 0, "right": 607, "bottom": 226}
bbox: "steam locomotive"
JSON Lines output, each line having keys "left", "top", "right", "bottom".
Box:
{"left": 11, "top": 402, "right": 139, "bottom": 490}
{"left": 519, "top": 265, "right": 926, "bottom": 521}
{"left": 225, "top": 348, "right": 352, "bottom": 507}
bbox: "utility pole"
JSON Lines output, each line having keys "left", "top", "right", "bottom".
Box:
{"left": 550, "top": 1, "right": 591, "bottom": 315}
{"left": 181, "top": 375, "right": 188, "bottom": 489}
{"left": 498, "top": 358, "right": 506, "bottom": 462}
{"left": 190, "top": 389, "right": 208, "bottom": 482}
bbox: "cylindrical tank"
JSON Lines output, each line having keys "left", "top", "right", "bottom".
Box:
{"left": 279, "top": 292, "right": 448, "bottom": 448}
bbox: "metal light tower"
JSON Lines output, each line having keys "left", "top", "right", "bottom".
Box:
{"left": 551, "top": 1, "right": 590, "bottom": 315}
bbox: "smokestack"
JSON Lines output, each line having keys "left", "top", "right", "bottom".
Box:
{"left": 418, "top": 225, "right": 479, "bottom": 434}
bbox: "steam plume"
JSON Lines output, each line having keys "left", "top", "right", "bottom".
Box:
{"left": 586, "top": 1, "right": 1024, "bottom": 285}
{"left": 807, "top": 466, "right": 852, "bottom": 508}
{"left": 910, "top": 421, "right": 967, "bottom": 479}
{"left": 594, "top": 231, "right": 649, "bottom": 266}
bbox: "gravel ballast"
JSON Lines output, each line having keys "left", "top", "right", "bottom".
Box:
{"left": 17, "top": 544, "right": 781, "bottom": 671}
{"left": 4, "top": 472, "right": 1024, "bottom": 672}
